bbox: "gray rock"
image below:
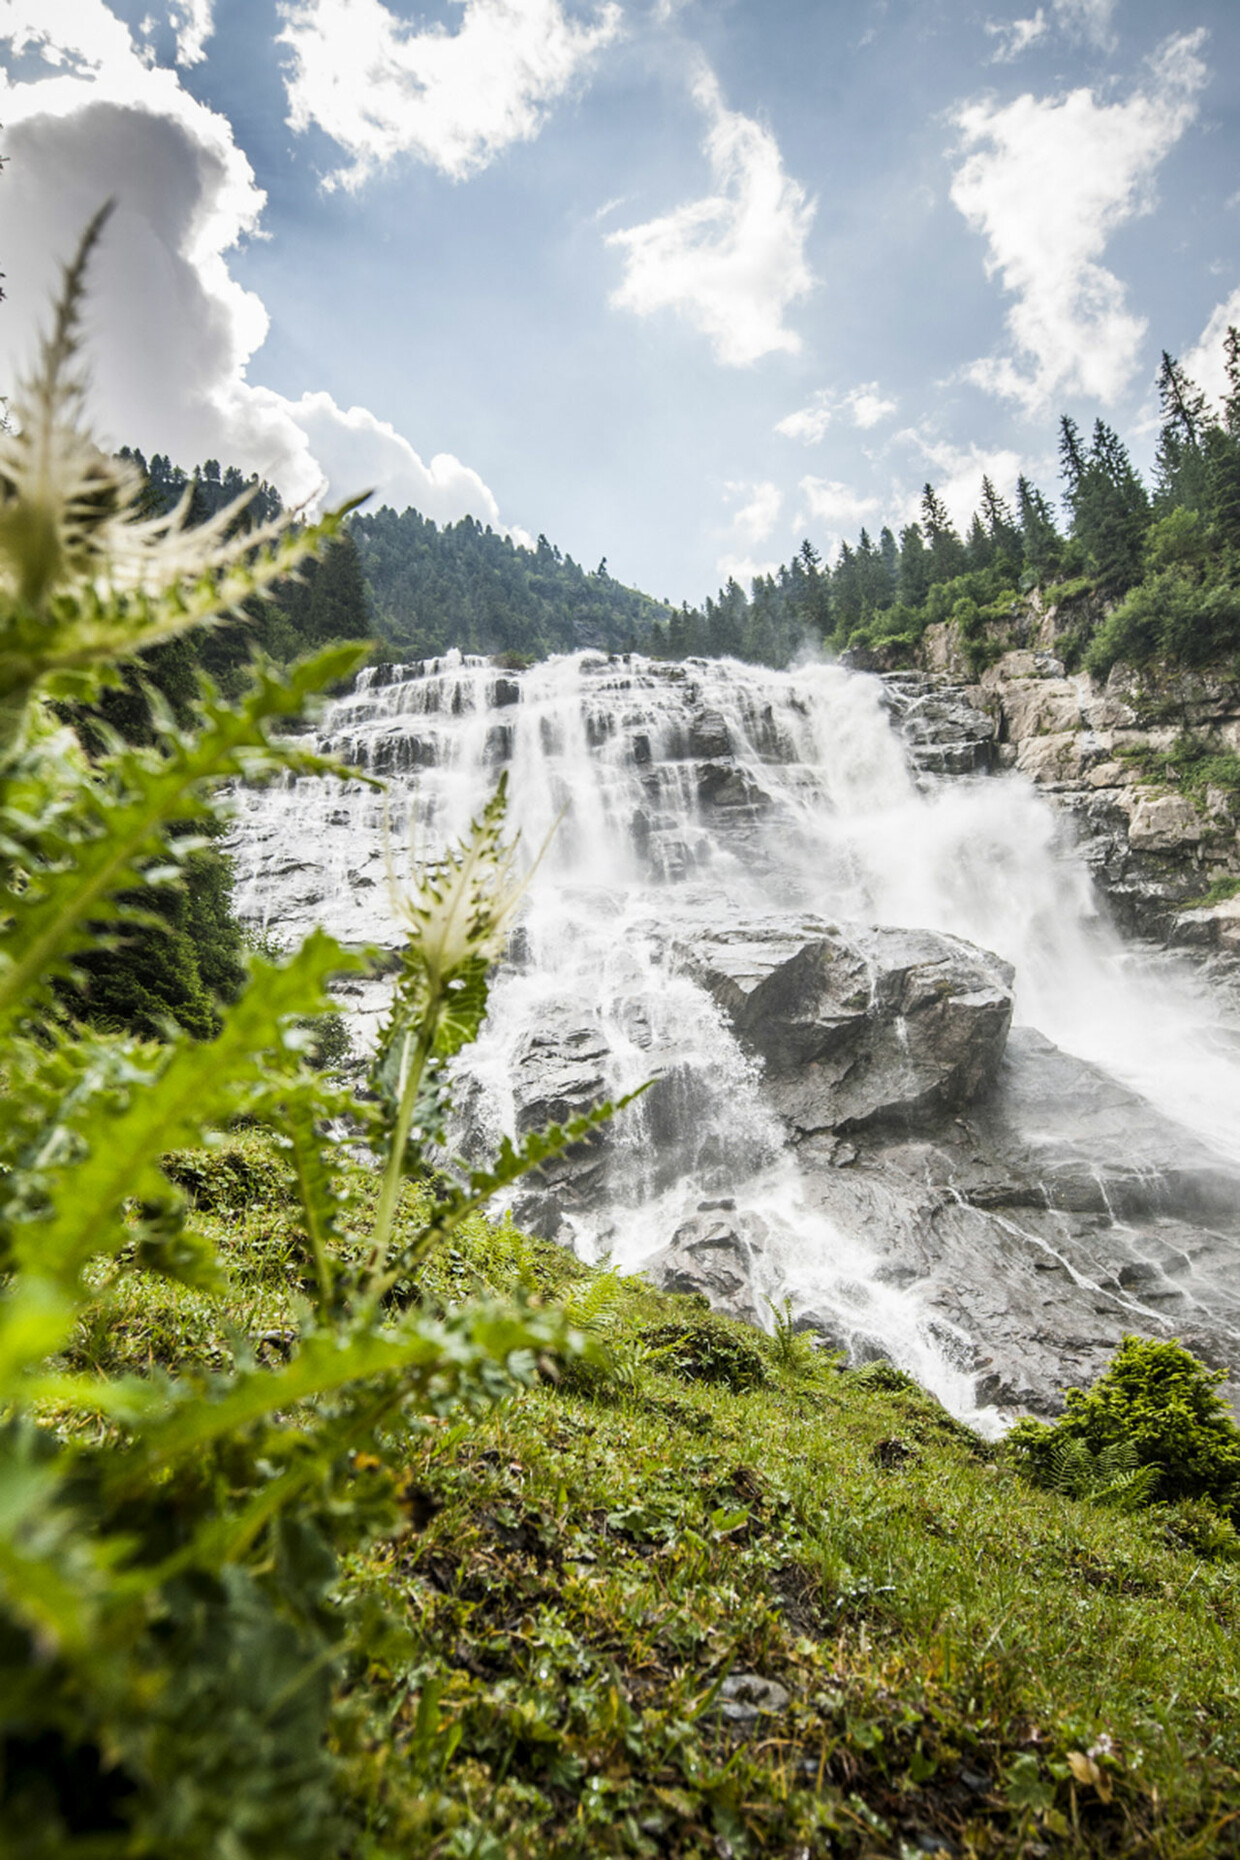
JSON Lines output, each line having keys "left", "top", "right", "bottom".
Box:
{"left": 788, "top": 1027, "right": 1240, "bottom": 1412}
{"left": 681, "top": 919, "right": 1013, "bottom": 1134}
{"left": 645, "top": 1213, "right": 769, "bottom": 1326}
{"left": 714, "top": 1674, "right": 791, "bottom": 1729}
{"left": 687, "top": 708, "right": 732, "bottom": 759}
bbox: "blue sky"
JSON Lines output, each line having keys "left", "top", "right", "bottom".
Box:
{"left": 2, "top": 0, "right": 1238, "bottom": 602}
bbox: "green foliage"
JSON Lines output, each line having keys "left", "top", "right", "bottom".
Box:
{"left": 351, "top": 506, "right": 668, "bottom": 659}
{"left": 1115, "top": 732, "right": 1240, "bottom": 819}
{"left": 1043, "top": 1435, "right": 1162, "bottom": 1512}
{"left": 640, "top": 1313, "right": 769, "bottom": 1392}
{"left": 764, "top": 1296, "right": 826, "bottom": 1377}
{"left": 1008, "top": 1336, "right": 1240, "bottom": 1514}
{"left": 0, "top": 239, "right": 612, "bottom": 1860}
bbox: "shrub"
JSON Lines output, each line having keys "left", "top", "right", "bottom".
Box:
{"left": 1007, "top": 1336, "right": 1240, "bottom": 1513}
{"left": 641, "top": 1314, "right": 769, "bottom": 1392}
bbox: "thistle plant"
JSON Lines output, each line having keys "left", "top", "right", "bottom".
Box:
{"left": 0, "top": 204, "right": 352, "bottom": 763}
{"left": 0, "top": 227, "right": 621, "bottom": 1857}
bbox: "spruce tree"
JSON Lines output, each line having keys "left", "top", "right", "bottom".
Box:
{"left": 980, "top": 475, "right": 1023, "bottom": 575}
{"left": 1207, "top": 326, "right": 1240, "bottom": 551}
{"left": 1017, "top": 475, "right": 1062, "bottom": 583}
{"left": 920, "top": 484, "right": 966, "bottom": 583}
{"left": 1154, "top": 350, "right": 1212, "bottom": 513}
{"left": 898, "top": 522, "right": 931, "bottom": 606}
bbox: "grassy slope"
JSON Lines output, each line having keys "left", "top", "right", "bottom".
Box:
{"left": 74, "top": 1137, "right": 1240, "bottom": 1859}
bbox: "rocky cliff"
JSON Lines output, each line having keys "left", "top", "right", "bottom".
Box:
{"left": 915, "top": 610, "right": 1240, "bottom": 960}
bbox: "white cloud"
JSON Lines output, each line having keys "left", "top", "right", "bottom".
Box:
{"left": 607, "top": 63, "right": 815, "bottom": 367}
{"left": 715, "top": 553, "right": 779, "bottom": 588}
{"left": 798, "top": 477, "right": 881, "bottom": 538}
{"left": 724, "top": 478, "right": 782, "bottom": 547}
{"left": 277, "top": 390, "right": 500, "bottom": 522}
{"left": 776, "top": 381, "right": 896, "bottom": 443}
{"left": 985, "top": 12, "right": 1048, "bottom": 63}
{"left": 167, "top": 0, "right": 215, "bottom": 65}
{"left": 279, "top": 0, "right": 622, "bottom": 190}
{"left": 898, "top": 433, "right": 1028, "bottom": 533}
{"left": 0, "top": 1, "right": 501, "bottom": 528}
{"left": 950, "top": 31, "right": 1209, "bottom": 412}
{"left": 985, "top": 0, "right": 1116, "bottom": 62}
{"left": 1054, "top": 0, "right": 1118, "bottom": 48}
{"left": 1184, "top": 287, "right": 1240, "bottom": 412}
{"left": 775, "top": 393, "right": 833, "bottom": 444}
{"left": 846, "top": 382, "right": 898, "bottom": 429}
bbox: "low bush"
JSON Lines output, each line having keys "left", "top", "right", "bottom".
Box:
{"left": 640, "top": 1314, "right": 769, "bottom": 1392}
{"left": 1007, "top": 1335, "right": 1240, "bottom": 1513}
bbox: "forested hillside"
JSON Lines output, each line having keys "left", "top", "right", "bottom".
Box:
{"left": 350, "top": 505, "right": 672, "bottom": 658}
{"left": 121, "top": 450, "right": 373, "bottom": 684}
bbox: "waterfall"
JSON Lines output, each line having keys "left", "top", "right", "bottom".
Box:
{"left": 228, "top": 650, "right": 1240, "bottom": 1423}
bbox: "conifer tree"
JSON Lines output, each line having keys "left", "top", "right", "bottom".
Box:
{"left": 980, "top": 475, "right": 1023, "bottom": 574}
{"left": 898, "top": 522, "right": 931, "bottom": 606}
{"left": 920, "top": 484, "right": 966, "bottom": 583}
{"left": 1206, "top": 326, "right": 1240, "bottom": 551}
{"left": 1154, "top": 350, "right": 1212, "bottom": 512}
{"left": 1017, "top": 475, "right": 1062, "bottom": 582}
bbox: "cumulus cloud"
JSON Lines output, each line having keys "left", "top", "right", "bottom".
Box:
{"left": 798, "top": 479, "right": 881, "bottom": 543}
{"left": 1184, "top": 287, "right": 1240, "bottom": 411}
{"left": 276, "top": 391, "right": 500, "bottom": 522}
{"left": 724, "top": 479, "right": 782, "bottom": 547}
{"left": 898, "top": 433, "right": 1028, "bottom": 532}
{"left": 167, "top": 0, "right": 216, "bottom": 65}
{"left": 0, "top": 2, "right": 501, "bottom": 528}
{"left": 607, "top": 64, "right": 815, "bottom": 367}
{"left": 279, "top": 0, "right": 622, "bottom": 189}
{"left": 950, "top": 31, "right": 1208, "bottom": 412}
{"left": 776, "top": 382, "right": 896, "bottom": 443}
{"left": 715, "top": 553, "right": 780, "bottom": 588}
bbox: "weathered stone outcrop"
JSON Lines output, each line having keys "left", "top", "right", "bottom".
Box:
{"left": 792, "top": 1027, "right": 1240, "bottom": 1411}
{"left": 905, "top": 635, "right": 1240, "bottom": 951}
{"left": 678, "top": 919, "right": 1014, "bottom": 1135}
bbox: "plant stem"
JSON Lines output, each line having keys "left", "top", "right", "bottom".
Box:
{"left": 366, "top": 1003, "right": 438, "bottom": 1287}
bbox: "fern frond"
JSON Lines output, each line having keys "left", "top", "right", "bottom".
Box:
{"left": 563, "top": 1269, "right": 625, "bottom": 1336}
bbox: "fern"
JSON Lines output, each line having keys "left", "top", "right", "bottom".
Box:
{"left": 1046, "top": 1435, "right": 1162, "bottom": 1512}
{"left": 764, "top": 1295, "right": 824, "bottom": 1377}
{"left": 563, "top": 1268, "right": 625, "bottom": 1336}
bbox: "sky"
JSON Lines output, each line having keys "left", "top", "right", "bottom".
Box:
{"left": 1, "top": 0, "right": 1238, "bottom": 604}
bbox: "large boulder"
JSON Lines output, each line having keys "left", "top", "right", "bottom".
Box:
{"left": 678, "top": 919, "right": 1013, "bottom": 1136}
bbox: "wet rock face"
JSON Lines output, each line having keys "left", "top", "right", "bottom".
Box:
{"left": 506, "top": 1022, "right": 613, "bottom": 1234}
{"left": 645, "top": 1212, "right": 768, "bottom": 1326}
{"left": 680, "top": 920, "right": 1014, "bottom": 1135}
{"left": 884, "top": 675, "right": 997, "bottom": 779}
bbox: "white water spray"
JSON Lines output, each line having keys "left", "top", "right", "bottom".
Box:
{"left": 228, "top": 651, "right": 1240, "bottom": 1417}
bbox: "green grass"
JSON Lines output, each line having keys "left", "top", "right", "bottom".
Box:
{"left": 63, "top": 1136, "right": 1240, "bottom": 1858}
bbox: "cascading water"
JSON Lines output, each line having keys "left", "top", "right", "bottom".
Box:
{"left": 228, "top": 650, "right": 1240, "bottom": 1424}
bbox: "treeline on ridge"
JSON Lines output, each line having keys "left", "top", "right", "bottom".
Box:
{"left": 648, "top": 331, "right": 1240, "bottom": 677}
